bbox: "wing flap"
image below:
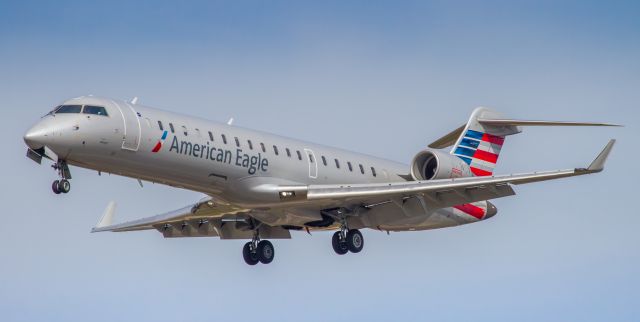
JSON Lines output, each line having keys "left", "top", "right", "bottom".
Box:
{"left": 91, "top": 198, "right": 246, "bottom": 233}
{"left": 91, "top": 198, "right": 292, "bottom": 239}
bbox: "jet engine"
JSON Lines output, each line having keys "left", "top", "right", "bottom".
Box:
{"left": 410, "top": 150, "right": 473, "bottom": 180}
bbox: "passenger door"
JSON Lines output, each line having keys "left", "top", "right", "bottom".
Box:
{"left": 304, "top": 148, "right": 318, "bottom": 179}
{"left": 113, "top": 101, "right": 141, "bottom": 151}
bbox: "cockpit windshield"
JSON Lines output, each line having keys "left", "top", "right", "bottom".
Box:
{"left": 47, "top": 104, "right": 109, "bottom": 116}
{"left": 54, "top": 105, "right": 83, "bottom": 114}
{"left": 83, "top": 105, "right": 108, "bottom": 116}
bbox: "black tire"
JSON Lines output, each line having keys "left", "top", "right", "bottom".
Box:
{"left": 346, "top": 229, "right": 364, "bottom": 253}
{"left": 257, "top": 240, "right": 275, "bottom": 264}
{"left": 332, "top": 231, "right": 348, "bottom": 255}
{"left": 58, "top": 179, "right": 71, "bottom": 193}
{"left": 242, "top": 242, "right": 259, "bottom": 265}
{"left": 52, "top": 180, "right": 61, "bottom": 194}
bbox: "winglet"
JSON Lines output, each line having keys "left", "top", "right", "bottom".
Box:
{"left": 92, "top": 201, "right": 116, "bottom": 232}
{"left": 586, "top": 139, "right": 616, "bottom": 172}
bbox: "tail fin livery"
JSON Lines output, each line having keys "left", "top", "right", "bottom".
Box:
{"left": 451, "top": 107, "right": 516, "bottom": 176}
{"left": 433, "top": 107, "right": 621, "bottom": 177}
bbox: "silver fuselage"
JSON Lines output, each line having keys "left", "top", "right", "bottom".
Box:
{"left": 24, "top": 96, "right": 491, "bottom": 231}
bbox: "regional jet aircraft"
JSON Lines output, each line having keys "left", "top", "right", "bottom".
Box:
{"left": 23, "top": 96, "right": 618, "bottom": 265}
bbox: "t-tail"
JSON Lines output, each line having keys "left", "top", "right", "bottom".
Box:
{"left": 429, "top": 107, "right": 621, "bottom": 177}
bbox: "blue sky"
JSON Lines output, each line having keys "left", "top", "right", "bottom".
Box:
{"left": 1, "top": 1, "right": 638, "bottom": 321}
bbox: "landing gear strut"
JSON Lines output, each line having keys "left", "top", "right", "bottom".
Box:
{"left": 51, "top": 160, "right": 72, "bottom": 194}
{"left": 242, "top": 230, "right": 275, "bottom": 265}
{"left": 331, "top": 216, "right": 364, "bottom": 255}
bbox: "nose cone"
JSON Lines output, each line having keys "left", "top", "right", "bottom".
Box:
{"left": 485, "top": 201, "right": 498, "bottom": 219}
{"left": 24, "top": 121, "right": 51, "bottom": 149}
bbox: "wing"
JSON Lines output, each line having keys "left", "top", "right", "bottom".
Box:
{"left": 279, "top": 140, "right": 615, "bottom": 210}
{"left": 91, "top": 197, "right": 291, "bottom": 239}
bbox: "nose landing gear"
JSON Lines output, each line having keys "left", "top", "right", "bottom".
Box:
{"left": 51, "top": 160, "right": 72, "bottom": 195}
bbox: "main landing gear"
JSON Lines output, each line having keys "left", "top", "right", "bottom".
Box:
{"left": 331, "top": 218, "right": 364, "bottom": 255}
{"left": 242, "top": 230, "right": 275, "bottom": 265}
{"left": 51, "top": 160, "right": 72, "bottom": 195}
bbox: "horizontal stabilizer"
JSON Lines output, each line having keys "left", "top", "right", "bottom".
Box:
{"left": 478, "top": 119, "right": 622, "bottom": 127}
{"left": 428, "top": 124, "right": 465, "bottom": 149}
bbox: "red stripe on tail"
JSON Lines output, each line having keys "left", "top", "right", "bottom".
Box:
{"left": 481, "top": 133, "right": 505, "bottom": 146}
{"left": 470, "top": 167, "right": 492, "bottom": 176}
{"left": 473, "top": 149, "right": 499, "bottom": 163}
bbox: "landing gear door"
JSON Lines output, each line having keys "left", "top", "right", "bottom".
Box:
{"left": 304, "top": 148, "right": 318, "bottom": 179}
{"left": 113, "top": 101, "right": 141, "bottom": 151}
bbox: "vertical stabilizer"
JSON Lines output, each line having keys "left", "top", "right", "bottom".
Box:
{"left": 450, "top": 107, "right": 520, "bottom": 176}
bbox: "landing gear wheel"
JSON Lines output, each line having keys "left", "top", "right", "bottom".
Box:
{"left": 257, "top": 240, "right": 275, "bottom": 264}
{"left": 52, "top": 180, "right": 61, "bottom": 194}
{"left": 242, "top": 242, "right": 259, "bottom": 265}
{"left": 58, "top": 179, "right": 71, "bottom": 194}
{"left": 346, "top": 229, "right": 364, "bottom": 253}
{"left": 332, "top": 231, "right": 349, "bottom": 255}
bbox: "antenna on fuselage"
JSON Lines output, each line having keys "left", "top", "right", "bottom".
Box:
{"left": 130, "top": 97, "right": 139, "bottom": 105}
{"left": 227, "top": 117, "right": 234, "bottom": 125}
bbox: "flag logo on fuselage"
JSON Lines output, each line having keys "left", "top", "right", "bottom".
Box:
{"left": 152, "top": 131, "right": 168, "bottom": 153}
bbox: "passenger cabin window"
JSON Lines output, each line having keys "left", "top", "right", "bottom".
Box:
{"left": 260, "top": 143, "right": 266, "bottom": 153}
{"left": 169, "top": 123, "right": 175, "bottom": 133}
{"left": 308, "top": 154, "right": 314, "bottom": 163}
{"left": 286, "top": 148, "right": 291, "bottom": 157}
{"left": 359, "top": 164, "right": 365, "bottom": 174}
{"left": 296, "top": 150, "right": 302, "bottom": 161}
{"left": 221, "top": 134, "right": 227, "bottom": 144}
{"left": 55, "top": 105, "right": 82, "bottom": 114}
{"left": 208, "top": 131, "right": 214, "bottom": 141}
{"left": 321, "top": 156, "right": 327, "bottom": 166}
{"left": 158, "top": 121, "right": 164, "bottom": 131}
{"left": 371, "top": 167, "right": 377, "bottom": 177}
{"left": 83, "top": 105, "right": 108, "bottom": 116}
{"left": 195, "top": 128, "right": 201, "bottom": 138}
{"left": 181, "top": 125, "right": 188, "bottom": 136}
{"left": 335, "top": 159, "right": 340, "bottom": 169}
{"left": 247, "top": 140, "right": 253, "bottom": 150}
{"left": 347, "top": 162, "right": 353, "bottom": 172}
{"left": 273, "top": 145, "right": 279, "bottom": 155}
{"left": 235, "top": 137, "right": 240, "bottom": 147}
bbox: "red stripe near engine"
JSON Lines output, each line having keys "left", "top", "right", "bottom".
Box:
{"left": 454, "top": 203, "right": 485, "bottom": 219}
{"left": 481, "top": 133, "right": 505, "bottom": 146}
{"left": 473, "top": 149, "right": 499, "bottom": 163}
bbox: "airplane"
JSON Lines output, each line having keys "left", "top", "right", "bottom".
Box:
{"left": 23, "top": 96, "right": 619, "bottom": 265}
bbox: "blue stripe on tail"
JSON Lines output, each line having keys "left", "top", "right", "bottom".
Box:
{"left": 464, "top": 129, "right": 484, "bottom": 140}
{"left": 454, "top": 146, "right": 476, "bottom": 157}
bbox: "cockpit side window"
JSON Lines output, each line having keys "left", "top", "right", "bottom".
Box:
{"left": 46, "top": 105, "right": 61, "bottom": 116}
{"left": 83, "top": 105, "right": 109, "bottom": 116}
{"left": 55, "top": 105, "right": 83, "bottom": 114}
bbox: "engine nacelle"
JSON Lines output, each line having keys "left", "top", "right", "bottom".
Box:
{"left": 410, "top": 150, "right": 473, "bottom": 180}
